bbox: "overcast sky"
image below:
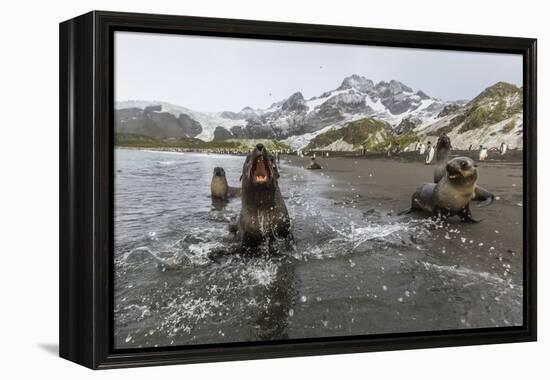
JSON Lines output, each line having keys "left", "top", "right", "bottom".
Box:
{"left": 115, "top": 31, "right": 522, "bottom": 113}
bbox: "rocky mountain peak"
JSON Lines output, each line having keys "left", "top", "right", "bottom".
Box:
{"left": 338, "top": 74, "right": 375, "bottom": 92}
{"left": 281, "top": 91, "right": 307, "bottom": 112}
{"left": 375, "top": 80, "right": 413, "bottom": 96}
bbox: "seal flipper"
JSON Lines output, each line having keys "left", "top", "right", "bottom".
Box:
{"left": 473, "top": 185, "right": 495, "bottom": 208}
{"left": 399, "top": 187, "right": 430, "bottom": 215}
{"left": 398, "top": 195, "right": 419, "bottom": 215}
{"left": 398, "top": 208, "right": 414, "bottom": 216}
{"left": 228, "top": 222, "right": 238, "bottom": 234}
{"left": 459, "top": 205, "right": 482, "bottom": 223}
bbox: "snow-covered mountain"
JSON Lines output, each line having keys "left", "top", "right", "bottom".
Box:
{"left": 115, "top": 76, "right": 522, "bottom": 150}
{"left": 116, "top": 75, "right": 453, "bottom": 141}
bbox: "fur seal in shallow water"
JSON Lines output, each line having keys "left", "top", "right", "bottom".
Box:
{"left": 433, "top": 135, "right": 452, "bottom": 183}
{"left": 401, "top": 157, "right": 494, "bottom": 223}
{"left": 234, "top": 143, "right": 292, "bottom": 248}
{"left": 210, "top": 167, "right": 241, "bottom": 200}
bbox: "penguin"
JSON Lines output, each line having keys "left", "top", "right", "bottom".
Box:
{"left": 425, "top": 141, "right": 435, "bottom": 165}
{"left": 479, "top": 145, "right": 488, "bottom": 161}
{"left": 419, "top": 143, "right": 426, "bottom": 155}
{"left": 499, "top": 142, "right": 508, "bottom": 155}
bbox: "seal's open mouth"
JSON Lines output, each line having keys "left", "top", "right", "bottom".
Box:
{"left": 447, "top": 166, "right": 462, "bottom": 180}
{"left": 251, "top": 157, "right": 270, "bottom": 184}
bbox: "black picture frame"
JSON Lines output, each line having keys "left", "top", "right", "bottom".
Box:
{"left": 59, "top": 10, "right": 537, "bottom": 369}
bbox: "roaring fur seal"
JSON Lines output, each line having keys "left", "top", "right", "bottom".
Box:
{"left": 433, "top": 135, "right": 452, "bottom": 183}
{"left": 400, "top": 157, "right": 494, "bottom": 223}
{"left": 210, "top": 167, "right": 241, "bottom": 200}
{"left": 234, "top": 143, "right": 292, "bottom": 248}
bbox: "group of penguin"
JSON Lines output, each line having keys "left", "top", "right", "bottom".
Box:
{"left": 414, "top": 141, "right": 509, "bottom": 164}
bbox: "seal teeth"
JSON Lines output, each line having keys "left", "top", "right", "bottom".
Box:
{"left": 252, "top": 157, "right": 270, "bottom": 183}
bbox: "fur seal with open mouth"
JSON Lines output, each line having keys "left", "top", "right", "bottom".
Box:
{"left": 234, "top": 143, "right": 292, "bottom": 248}
{"left": 400, "top": 157, "right": 494, "bottom": 223}
{"left": 210, "top": 167, "right": 241, "bottom": 200}
{"left": 433, "top": 134, "right": 452, "bottom": 183}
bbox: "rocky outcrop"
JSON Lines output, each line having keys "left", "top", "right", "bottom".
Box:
{"left": 178, "top": 113, "right": 202, "bottom": 137}
{"left": 213, "top": 126, "right": 234, "bottom": 141}
{"left": 115, "top": 105, "right": 202, "bottom": 139}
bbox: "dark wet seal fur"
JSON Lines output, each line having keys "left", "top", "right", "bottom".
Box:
{"left": 232, "top": 143, "right": 293, "bottom": 250}
{"left": 433, "top": 134, "right": 452, "bottom": 183}
{"left": 210, "top": 167, "right": 241, "bottom": 200}
{"left": 400, "top": 156, "right": 495, "bottom": 223}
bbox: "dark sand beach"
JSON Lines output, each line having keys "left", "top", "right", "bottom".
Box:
{"left": 286, "top": 153, "right": 523, "bottom": 284}
{"left": 281, "top": 153, "right": 523, "bottom": 333}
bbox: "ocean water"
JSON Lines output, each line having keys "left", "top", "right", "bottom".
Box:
{"left": 114, "top": 149, "right": 522, "bottom": 349}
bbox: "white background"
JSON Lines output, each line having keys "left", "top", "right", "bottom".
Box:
{"left": 0, "top": 0, "right": 546, "bottom": 378}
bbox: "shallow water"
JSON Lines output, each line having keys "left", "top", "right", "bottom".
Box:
{"left": 114, "top": 149, "right": 522, "bottom": 349}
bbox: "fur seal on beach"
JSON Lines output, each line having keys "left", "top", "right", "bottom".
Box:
{"left": 400, "top": 157, "right": 494, "bottom": 223}
{"left": 211, "top": 167, "right": 241, "bottom": 200}
{"left": 433, "top": 135, "right": 452, "bottom": 183}
{"left": 234, "top": 143, "right": 292, "bottom": 248}
{"left": 306, "top": 157, "right": 322, "bottom": 170}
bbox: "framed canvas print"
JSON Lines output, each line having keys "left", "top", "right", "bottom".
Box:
{"left": 59, "top": 11, "right": 537, "bottom": 369}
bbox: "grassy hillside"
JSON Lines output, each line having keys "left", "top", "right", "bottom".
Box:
{"left": 427, "top": 82, "right": 522, "bottom": 137}
{"left": 306, "top": 118, "right": 417, "bottom": 152}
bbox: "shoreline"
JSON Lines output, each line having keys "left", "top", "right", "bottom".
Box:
{"left": 115, "top": 145, "right": 523, "bottom": 163}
